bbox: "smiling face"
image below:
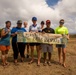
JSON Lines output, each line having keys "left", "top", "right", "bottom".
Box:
{"left": 46, "top": 23, "right": 51, "bottom": 28}
{"left": 32, "top": 20, "right": 37, "bottom": 25}
{"left": 59, "top": 19, "right": 64, "bottom": 27}
{"left": 17, "top": 23, "right": 22, "bottom": 28}
{"left": 24, "top": 22, "right": 28, "bottom": 28}
{"left": 46, "top": 20, "right": 51, "bottom": 28}
{"left": 6, "top": 21, "right": 11, "bottom": 29}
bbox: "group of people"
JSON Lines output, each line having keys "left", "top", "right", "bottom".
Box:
{"left": 0, "top": 17, "right": 69, "bottom": 68}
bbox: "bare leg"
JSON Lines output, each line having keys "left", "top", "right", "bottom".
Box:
{"left": 58, "top": 48, "right": 62, "bottom": 64}
{"left": 36, "top": 45, "right": 41, "bottom": 65}
{"left": 48, "top": 52, "right": 51, "bottom": 62}
{"left": 5, "top": 50, "right": 9, "bottom": 65}
{"left": 29, "top": 46, "right": 34, "bottom": 63}
{"left": 43, "top": 53, "right": 47, "bottom": 66}
{"left": 1, "top": 51, "right": 6, "bottom": 66}
{"left": 47, "top": 52, "right": 52, "bottom": 66}
{"left": 62, "top": 48, "right": 66, "bottom": 67}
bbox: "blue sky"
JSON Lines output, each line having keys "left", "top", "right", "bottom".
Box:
{"left": 46, "top": 0, "right": 59, "bottom": 6}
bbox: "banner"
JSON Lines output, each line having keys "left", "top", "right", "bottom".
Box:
{"left": 17, "top": 32, "right": 68, "bottom": 44}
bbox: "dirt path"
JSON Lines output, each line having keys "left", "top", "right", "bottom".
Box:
{"left": 0, "top": 38, "right": 76, "bottom": 75}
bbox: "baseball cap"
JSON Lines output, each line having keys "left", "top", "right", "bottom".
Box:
{"left": 46, "top": 20, "right": 51, "bottom": 24}
{"left": 17, "top": 20, "right": 22, "bottom": 24}
{"left": 32, "top": 17, "right": 37, "bottom": 21}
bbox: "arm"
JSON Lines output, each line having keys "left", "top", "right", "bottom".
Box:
{"left": 1, "top": 29, "right": 10, "bottom": 37}
{"left": 11, "top": 32, "right": 17, "bottom": 37}
{"left": 11, "top": 28, "right": 17, "bottom": 37}
{"left": 65, "top": 28, "right": 69, "bottom": 40}
{"left": 66, "top": 34, "right": 69, "bottom": 40}
{"left": 42, "top": 29, "right": 45, "bottom": 34}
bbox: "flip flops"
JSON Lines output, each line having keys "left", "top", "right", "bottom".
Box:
{"left": 28, "top": 60, "right": 34, "bottom": 64}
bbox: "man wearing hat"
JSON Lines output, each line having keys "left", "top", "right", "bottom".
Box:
{"left": 11, "top": 20, "right": 26, "bottom": 65}
{"left": 42, "top": 20, "right": 55, "bottom": 66}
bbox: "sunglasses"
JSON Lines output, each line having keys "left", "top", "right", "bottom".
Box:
{"left": 60, "top": 21, "right": 64, "bottom": 24}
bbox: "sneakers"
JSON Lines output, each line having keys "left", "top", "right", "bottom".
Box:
{"left": 47, "top": 61, "right": 51, "bottom": 66}
{"left": 43, "top": 62, "right": 47, "bottom": 66}
{"left": 43, "top": 61, "right": 51, "bottom": 66}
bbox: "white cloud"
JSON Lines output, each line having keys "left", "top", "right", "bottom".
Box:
{"left": 0, "top": 0, "right": 76, "bottom": 33}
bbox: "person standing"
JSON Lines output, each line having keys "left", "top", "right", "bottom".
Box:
{"left": 42, "top": 20, "right": 55, "bottom": 66}
{"left": 24, "top": 21, "right": 30, "bottom": 58}
{"left": 55, "top": 19, "right": 69, "bottom": 67}
{"left": 38, "top": 21, "right": 45, "bottom": 57}
{"left": 11, "top": 20, "right": 26, "bottom": 65}
{"left": 29, "top": 17, "right": 41, "bottom": 66}
{"left": 0, "top": 21, "right": 11, "bottom": 66}
{"left": 39, "top": 21, "right": 45, "bottom": 32}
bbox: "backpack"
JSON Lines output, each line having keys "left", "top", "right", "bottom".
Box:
{"left": 0, "top": 28, "right": 5, "bottom": 38}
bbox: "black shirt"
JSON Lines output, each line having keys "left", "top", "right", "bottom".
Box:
{"left": 42, "top": 28, "right": 55, "bottom": 34}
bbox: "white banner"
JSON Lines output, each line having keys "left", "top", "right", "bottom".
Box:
{"left": 17, "top": 32, "right": 68, "bottom": 44}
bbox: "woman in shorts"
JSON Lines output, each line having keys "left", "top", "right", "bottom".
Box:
{"left": 55, "top": 19, "right": 69, "bottom": 67}
{"left": 29, "top": 17, "right": 41, "bottom": 66}
{"left": 0, "top": 21, "right": 11, "bottom": 66}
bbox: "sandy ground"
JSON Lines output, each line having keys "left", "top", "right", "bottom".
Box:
{"left": 0, "top": 37, "right": 76, "bottom": 75}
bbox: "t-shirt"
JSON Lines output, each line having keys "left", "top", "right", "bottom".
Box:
{"left": 24, "top": 27, "right": 29, "bottom": 32}
{"left": 42, "top": 28, "right": 55, "bottom": 34}
{"left": 11, "top": 27, "right": 26, "bottom": 42}
{"left": 29, "top": 24, "right": 40, "bottom": 32}
{"left": 38, "top": 26, "right": 45, "bottom": 32}
{"left": 42, "top": 28, "right": 55, "bottom": 45}
{"left": 55, "top": 26, "right": 68, "bottom": 34}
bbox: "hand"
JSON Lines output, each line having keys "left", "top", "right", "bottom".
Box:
{"left": 49, "top": 44, "right": 53, "bottom": 46}
{"left": 30, "top": 31, "right": 33, "bottom": 32}
{"left": 35, "top": 30, "right": 38, "bottom": 33}
{"left": 67, "top": 36, "right": 69, "bottom": 40}
{"left": 42, "top": 31, "right": 45, "bottom": 34}
{"left": 15, "top": 32, "right": 18, "bottom": 35}
{"left": 7, "top": 29, "right": 10, "bottom": 32}
{"left": 6, "top": 29, "right": 10, "bottom": 34}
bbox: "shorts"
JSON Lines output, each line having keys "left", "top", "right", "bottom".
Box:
{"left": 30, "top": 43, "right": 40, "bottom": 46}
{"left": 0, "top": 45, "right": 10, "bottom": 51}
{"left": 41, "top": 44, "right": 53, "bottom": 53}
{"left": 26, "top": 43, "right": 30, "bottom": 45}
{"left": 56, "top": 44, "right": 66, "bottom": 48}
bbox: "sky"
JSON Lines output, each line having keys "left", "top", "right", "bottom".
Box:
{"left": 0, "top": 0, "right": 76, "bottom": 34}
{"left": 46, "top": 0, "right": 59, "bottom": 6}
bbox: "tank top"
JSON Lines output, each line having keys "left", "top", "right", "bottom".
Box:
{"left": 0, "top": 28, "right": 10, "bottom": 46}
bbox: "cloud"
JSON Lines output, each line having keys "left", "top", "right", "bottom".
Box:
{"left": 0, "top": 0, "right": 76, "bottom": 33}
{"left": 53, "top": 0, "right": 76, "bottom": 33}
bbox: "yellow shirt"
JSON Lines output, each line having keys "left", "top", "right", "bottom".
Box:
{"left": 55, "top": 26, "right": 69, "bottom": 34}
